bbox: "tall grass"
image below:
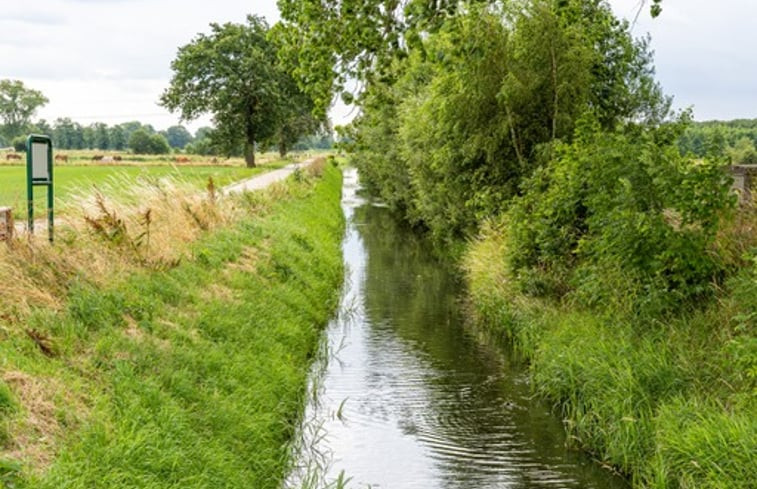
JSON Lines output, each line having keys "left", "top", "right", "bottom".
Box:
{"left": 464, "top": 211, "right": 757, "bottom": 488}
{"left": 0, "top": 160, "right": 345, "bottom": 487}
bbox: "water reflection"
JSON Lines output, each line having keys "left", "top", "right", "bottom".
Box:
{"left": 287, "top": 168, "right": 627, "bottom": 489}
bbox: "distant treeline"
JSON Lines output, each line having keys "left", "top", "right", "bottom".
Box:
{"left": 2, "top": 119, "right": 334, "bottom": 155}
{"left": 679, "top": 118, "right": 757, "bottom": 164}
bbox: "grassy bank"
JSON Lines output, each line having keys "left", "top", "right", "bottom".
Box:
{"left": 0, "top": 162, "right": 344, "bottom": 488}
{"left": 465, "top": 219, "right": 756, "bottom": 488}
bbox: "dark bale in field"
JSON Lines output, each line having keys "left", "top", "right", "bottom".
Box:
{"left": 92, "top": 155, "right": 103, "bottom": 161}
{"left": 6, "top": 154, "right": 21, "bottom": 160}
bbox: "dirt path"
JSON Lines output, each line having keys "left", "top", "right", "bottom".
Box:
{"left": 222, "top": 159, "right": 313, "bottom": 195}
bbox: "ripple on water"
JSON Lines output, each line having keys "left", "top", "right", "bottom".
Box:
{"left": 286, "top": 168, "right": 628, "bottom": 489}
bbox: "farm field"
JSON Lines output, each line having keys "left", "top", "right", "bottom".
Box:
{"left": 0, "top": 154, "right": 297, "bottom": 218}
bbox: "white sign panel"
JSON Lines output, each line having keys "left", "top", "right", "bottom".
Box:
{"left": 32, "top": 141, "right": 49, "bottom": 180}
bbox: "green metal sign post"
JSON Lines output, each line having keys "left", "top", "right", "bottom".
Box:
{"left": 26, "top": 134, "right": 54, "bottom": 243}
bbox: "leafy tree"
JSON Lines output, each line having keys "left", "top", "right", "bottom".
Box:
{"left": 349, "top": 0, "right": 667, "bottom": 240}
{"left": 267, "top": 73, "right": 321, "bottom": 156}
{"left": 129, "top": 128, "right": 170, "bottom": 154}
{"left": 162, "top": 125, "right": 193, "bottom": 149}
{"left": 185, "top": 137, "right": 218, "bottom": 156}
{"left": 52, "top": 118, "right": 86, "bottom": 150}
{"left": 109, "top": 125, "right": 127, "bottom": 150}
{"left": 12, "top": 136, "right": 26, "bottom": 152}
{"left": 185, "top": 126, "right": 218, "bottom": 155}
{"left": 505, "top": 115, "right": 733, "bottom": 314}
{"left": 0, "top": 79, "right": 48, "bottom": 141}
{"left": 194, "top": 126, "right": 214, "bottom": 140}
{"left": 161, "top": 15, "right": 284, "bottom": 167}
{"left": 82, "top": 125, "right": 95, "bottom": 149}
{"left": 33, "top": 119, "right": 53, "bottom": 137}
{"left": 92, "top": 122, "right": 110, "bottom": 150}
{"left": 277, "top": 0, "right": 488, "bottom": 117}
{"left": 728, "top": 137, "right": 757, "bottom": 165}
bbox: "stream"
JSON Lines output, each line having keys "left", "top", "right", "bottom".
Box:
{"left": 286, "top": 168, "right": 628, "bottom": 489}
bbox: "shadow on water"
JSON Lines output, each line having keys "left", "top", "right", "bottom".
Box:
{"left": 286, "top": 168, "right": 628, "bottom": 489}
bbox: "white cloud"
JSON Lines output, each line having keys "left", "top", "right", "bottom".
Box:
{"left": 610, "top": 0, "right": 757, "bottom": 120}
{"left": 0, "top": 0, "right": 281, "bottom": 132}
{"left": 1, "top": 0, "right": 755, "bottom": 133}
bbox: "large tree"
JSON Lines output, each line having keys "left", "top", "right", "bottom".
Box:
{"left": 161, "top": 15, "right": 292, "bottom": 167}
{"left": 0, "top": 79, "right": 48, "bottom": 142}
{"left": 162, "top": 125, "right": 193, "bottom": 149}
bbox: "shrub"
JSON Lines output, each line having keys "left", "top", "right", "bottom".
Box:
{"left": 128, "top": 129, "right": 171, "bottom": 155}
{"left": 506, "top": 116, "right": 735, "bottom": 315}
{"left": 11, "top": 136, "right": 26, "bottom": 152}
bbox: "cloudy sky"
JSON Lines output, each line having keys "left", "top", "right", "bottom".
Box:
{"left": 0, "top": 1, "right": 753, "bottom": 133}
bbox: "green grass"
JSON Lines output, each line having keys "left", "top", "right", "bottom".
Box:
{"left": 464, "top": 221, "right": 757, "bottom": 488}
{"left": 0, "top": 165, "right": 344, "bottom": 488}
{"left": 0, "top": 164, "right": 283, "bottom": 217}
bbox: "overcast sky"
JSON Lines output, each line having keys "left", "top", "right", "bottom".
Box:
{"left": 0, "top": 1, "right": 753, "bottom": 133}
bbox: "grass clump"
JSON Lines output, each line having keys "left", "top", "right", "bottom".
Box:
{"left": 0, "top": 161, "right": 344, "bottom": 487}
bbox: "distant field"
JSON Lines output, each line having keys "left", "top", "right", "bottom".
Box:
{"left": 0, "top": 150, "right": 287, "bottom": 167}
{"left": 0, "top": 160, "right": 288, "bottom": 218}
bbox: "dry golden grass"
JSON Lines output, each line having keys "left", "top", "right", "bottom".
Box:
{"left": 715, "top": 193, "right": 757, "bottom": 270}
{"left": 0, "top": 170, "right": 260, "bottom": 325}
{"left": 1, "top": 370, "right": 86, "bottom": 472}
{"left": 306, "top": 156, "right": 328, "bottom": 178}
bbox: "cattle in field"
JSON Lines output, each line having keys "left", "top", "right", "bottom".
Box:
{"left": 114, "top": 155, "right": 122, "bottom": 161}
{"left": 55, "top": 154, "right": 68, "bottom": 162}
{"left": 6, "top": 153, "right": 21, "bottom": 160}
{"left": 102, "top": 156, "right": 114, "bottom": 163}
{"left": 175, "top": 156, "right": 190, "bottom": 163}
{"left": 92, "top": 155, "right": 104, "bottom": 161}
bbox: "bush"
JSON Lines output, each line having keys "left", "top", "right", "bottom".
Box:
{"left": 506, "top": 116, "right": 735, "bottom": 315}
{"left": 11, "top": 136, "right": 26, "bottom": 152}
{"left": 128, "top": 129, "right": 171, "bottom": 155}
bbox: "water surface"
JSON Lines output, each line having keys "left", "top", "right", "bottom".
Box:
{"left": 287, "top": 168, "right": 627, "bottom": 489}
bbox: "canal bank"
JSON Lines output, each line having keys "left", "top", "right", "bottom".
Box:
{"left": 464, "top": 220, "right": 756, "bottom": 488}
{"left": 1, "top": 164, "right": 345, "bottom": 488}
{"left": 288, "top": 168, "right": 627, "bottom": 488}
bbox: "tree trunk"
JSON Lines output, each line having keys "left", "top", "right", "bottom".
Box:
{"left": 244, "top": 141, "right": 255, "bottom": 168}
{"left": 278, "top": 141, "right": 287, "bottom": 158}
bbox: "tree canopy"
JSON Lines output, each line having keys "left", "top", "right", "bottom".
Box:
{"left": 278, "top": 0, "right": 734, "bottom": 315}
{"left": 163, "top": 125, "right": 193, "bottom": 149}
{"left": 160, "top": 15, "right": 320, "bottom": 167}
{"left": 128, "top": 128, "right": 171, "bottom": 155}
{"left": 0, "top": 79, "right": 48, "bottom": 144}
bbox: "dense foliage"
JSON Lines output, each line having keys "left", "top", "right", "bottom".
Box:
{"left": 161, "top": 15, "right": 322, "bottom": 166}
{"left": 507, "top": 116, "right": 733, "bottom": 315}
{"left": 127, "top": 128, "right": 171, "bottom": 155}
{"left": 679, "top": 118, "right": 757, "bottom": 164}
{"left": 0, "top": 79, "right": 48, "bottom": 145}
{"left": 339, "top": 1, "right": 669, "bottom": 242}
{"left": 283, "top": 0, "right": 737, "bottom": 314}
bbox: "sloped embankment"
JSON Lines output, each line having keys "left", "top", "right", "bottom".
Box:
{"left": 464, "top": 220, "right": 756, "bottom": 489}
{"left": 0, "top": 163, "right": 344, "bottom": 488}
